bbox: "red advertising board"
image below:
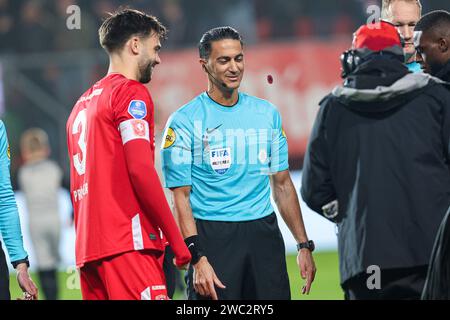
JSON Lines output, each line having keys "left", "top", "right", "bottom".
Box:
{"left": 150, "top": 40, "right": 349, "bottom": 158}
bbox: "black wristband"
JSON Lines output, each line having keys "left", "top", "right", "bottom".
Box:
{"left": 11, "top": 256, "right": 30, "bottom": 269}
{"left": 184, "top": 235, "right": 205, "bottom": 265}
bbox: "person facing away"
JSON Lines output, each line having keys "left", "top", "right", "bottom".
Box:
{"left": 413, "top": 10, "right": 450, "bottom": 300}
{"left": 161, "top": 26, "right": 316, "bottom": 300}
{"left": 66, "top": 8, "right": 190, "bottom": 300}
{"left": 18, "top": 128, "right": 62, "bottom": 300}
{"left": 301, "top": 21, "right": 450, "bottom": 300}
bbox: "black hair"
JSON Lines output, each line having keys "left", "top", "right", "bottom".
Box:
{"left": 415, "top": 10, "right": 450, "bottom": 36}
{"left": 198, "top": 26, "right": 243, "bottom": 59}
{"left": 99, "top": 8, "right": 167, "bottom": 54}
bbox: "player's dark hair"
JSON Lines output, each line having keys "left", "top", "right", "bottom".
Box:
{"left": 415, "top": 10, "right": 450, "bottom": 36}
{"left": 198, "top": 26, "right": 243, "bottom": 59}
{"left": 99, "top": 8, "right": 167, "bottom": 54}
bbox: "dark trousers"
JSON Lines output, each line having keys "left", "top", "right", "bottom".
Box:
{"left": 38, "top": 269, "right": 58, "bottom": 300}
{"left": 163, "top": 246, "right": 184, "bottom": 299}
{"left": 187, "top": 213, "right": 291, "bottom": 300}
{"left": 343, "top": 266, "right": 428, "bottom": 300}
{"left": 0, "top": 244, "right": 11, "bottom": 300}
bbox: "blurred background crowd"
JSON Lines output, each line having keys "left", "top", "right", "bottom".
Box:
{"left": 0, "top": 0, "right": 448, "bottom": 182}
{"left": 0, "top": 0, "right": 415, "bottom": 53}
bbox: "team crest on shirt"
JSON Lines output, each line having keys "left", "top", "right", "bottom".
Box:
{"left": 163, "top": 128, "right": 176, "bottom": 149}
{"left": 210, "top": 147, "right": 231, "bottom": 174}
{"left": 128, "top": 100, "right": 147, "bottom": 119}
{"left": 119, "top": 119, "right": 150, "bottom": 145}
{"left": 131, "top": 120, "right": 147, "bottom": 137}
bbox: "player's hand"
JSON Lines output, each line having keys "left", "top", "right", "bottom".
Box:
{"left": 16, "top": 263, "right": 38, "bottom": 300}
{"left": 193, "top": 256, "right": 226, "bottom": 300}
{"left": 173, "top": 257, "right": 189, "bottom": 271}
{"left": 173, "top": 246, "right": 192, "bottom": 270}
{"left": 297, "top": 249, "right": 316, "bottom": 295}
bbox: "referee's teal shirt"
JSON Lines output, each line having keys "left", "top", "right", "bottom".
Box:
{"left": 0, "top": 120, "right": 28, "bottom": 263}
{"left": 161, "top": 92, "right": 289, "bottom": 222}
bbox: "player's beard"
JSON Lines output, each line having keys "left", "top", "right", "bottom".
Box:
{"left": 138, "top": 59, "right": 155, "bottom": 84}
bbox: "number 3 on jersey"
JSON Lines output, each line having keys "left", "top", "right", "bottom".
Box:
{"left": 72, "top": 109, "right": 87, "bottom": 176}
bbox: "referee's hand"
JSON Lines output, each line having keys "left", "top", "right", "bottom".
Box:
{"left": 297, "top": 249, "right": 316, "bottom": 295}
{"left": 193, "top": 256, "right": 226, "bottom": 300}
{"left": 16, "top": 263, "right": 38, "bottom": 300}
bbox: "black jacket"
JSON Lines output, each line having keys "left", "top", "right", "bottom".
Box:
{"left": 436, "top": 60, "right": 450, "bottom": 83}
{"left": 421, "top": 60, "right": 450, "bottom": 300}
{"left": 422, "top": 206, "right": 450, "bottom": 299}
{"left": 301, "top": 57, "right": 450, "bottom": 285}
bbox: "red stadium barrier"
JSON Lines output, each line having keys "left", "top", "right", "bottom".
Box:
{"left": 150, "top": 40, "right": 349, "bottom": 158}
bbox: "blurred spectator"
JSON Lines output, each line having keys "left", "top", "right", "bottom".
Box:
{"left": 15, "top": 0, "right": 53, "bottom": 53}
{"left": 158, "top": 0, "right": 188, "bottom": 49}
{"left": 0, "top": 0, "right": 14, "bottom": 54}
{"left": 18, "top": 128, "right": 62, "bottom": 300}
{"left": 222, "top": 0, "right": 257, "bottom": 44}
{"left": 91, "top": 0, "right": 117, "bottom": 34}
{"left": 0, "top": 0, "right": 447, "bottom": 54}
{"left": 53, "top": 0, "right": 97, "bottom": 51}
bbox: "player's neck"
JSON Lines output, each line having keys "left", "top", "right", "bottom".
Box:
{"left": 107, "top": 56, "right": 139, "bottom": 82}
{"left": 207, "top": 83, "right": 238, "bottom": 106}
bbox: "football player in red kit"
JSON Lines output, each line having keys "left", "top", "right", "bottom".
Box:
{"left": 66, "top": 9, "right": 190, "bottom": 300}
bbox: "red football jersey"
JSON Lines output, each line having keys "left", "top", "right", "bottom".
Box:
{"left": 67, "top": 73, "right": 164, "bottom": 267}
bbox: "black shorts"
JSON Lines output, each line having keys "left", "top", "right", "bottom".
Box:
{"left": 186, "top": 212, "right": 291, "bottom": 300}
{"left": 0, "top": 242, "right": 11, "bottom": 300}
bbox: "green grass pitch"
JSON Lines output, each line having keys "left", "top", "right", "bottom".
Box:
{"left": 9, "top": 250, "right": 343, "bottom": 300}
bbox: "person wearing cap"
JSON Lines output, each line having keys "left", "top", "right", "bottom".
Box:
{"left": 301, "top": 21, "right": 450, "bottom": 299}
{"left": 413, "top": 10, "right": 450, "bottom": 300}
{"left": 381, "top": 0, "right": 423, "bottom": 73}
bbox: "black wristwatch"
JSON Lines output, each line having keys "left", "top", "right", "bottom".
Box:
{"left": 297, "top": 240, "right": 315, "bottom": 252}
{"left": 11, "top": 256, "right": 30, "bottom": 269}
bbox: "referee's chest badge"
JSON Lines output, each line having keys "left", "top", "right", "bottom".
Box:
{"left": 210, "top": 147, "right": 231, "bottom": 174}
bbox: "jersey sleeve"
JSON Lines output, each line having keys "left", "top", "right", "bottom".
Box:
{"left": 160, "top": 111, "right": 193, "bottom": 188}
{"left": 111, "top": 82, "right": 153, "bottom": 146}
{"left": 269, "top": 107, "right": 289, "bottom": 173}
{"left": 0, "top": 121, "right": 28, "bottom": 264}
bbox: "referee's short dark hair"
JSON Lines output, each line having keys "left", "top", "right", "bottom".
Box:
{"left": 415, "top": 10, "right": 450, "bottom": 36}
{"left": 99, "top": 8, "right": 167, "bottom": 54}
{"left": 198, "top": 27, "right": 243, "bottom": 59}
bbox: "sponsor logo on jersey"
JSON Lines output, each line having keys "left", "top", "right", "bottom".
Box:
{"left": 7, "top": 144, "right": 10, "bottom": 159}
{"left": 152, "top": 285, "right": 166, "bottom": 291}
{"left": 128, "top": 100, "right": 147, "bottom": 119}
{"left": 206, "top": 124, "right": 222, "bottom": 134}
{"left": 163, "top": 128, "right": 176, "bottom": 149}
{"left": 210, "top": 147, "right": 231, "bottom": 174}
